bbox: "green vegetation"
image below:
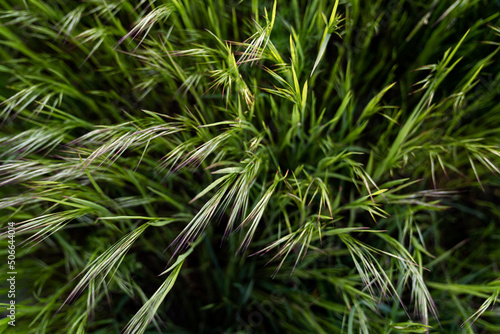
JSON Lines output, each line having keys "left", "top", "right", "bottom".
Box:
{"left": 1, "top": 0, "right": 499, "bottom": 332}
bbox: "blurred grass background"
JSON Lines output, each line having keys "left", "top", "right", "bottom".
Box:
{"left": 1, "top": 0, "right": 500, "bottom": 333}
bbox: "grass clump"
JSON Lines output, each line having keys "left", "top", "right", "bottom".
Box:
{"left": 1, "top": 0, "right": 500, "bottom": 333}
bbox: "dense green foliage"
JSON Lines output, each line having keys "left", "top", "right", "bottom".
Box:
{"left": 1, "top": 0, "right": 500, "bottom": 333}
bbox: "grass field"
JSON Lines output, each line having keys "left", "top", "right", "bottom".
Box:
{"left": 1, "top": 0, "right": 500, "bottom": 333}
